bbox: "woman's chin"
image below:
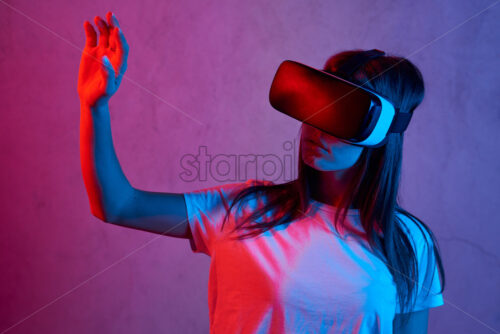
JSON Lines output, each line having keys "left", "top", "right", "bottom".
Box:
{"left": 302, "top": 154, "right": 346, "bottom": 171}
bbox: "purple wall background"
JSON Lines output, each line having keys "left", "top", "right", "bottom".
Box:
{"left": 1, "top": 0, "right": 499, "bottom": 333}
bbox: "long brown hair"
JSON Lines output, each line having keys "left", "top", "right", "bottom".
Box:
{"left": 220, "top": 49, "right": 445, "bottom": 327}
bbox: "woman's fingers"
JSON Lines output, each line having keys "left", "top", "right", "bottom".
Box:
{"left": 104, "top": 12, "right": 128, "bottom": 72}
{"left": 106, "top": 12, "right": 121, "bottom": 52}
{"left": 94, "top": 16, "right": 110, "bottom": 48}
{"left": 84, "top": 13, "right": 122, "bottom": 50}
{"left": 112, "top": 25, "right": 129, "bottom": 74}
{"left": 106, "top": 11, "right": 120, "bottom": 29}
{"left": 83, "top": 21, "right": 97, "bottom": 48}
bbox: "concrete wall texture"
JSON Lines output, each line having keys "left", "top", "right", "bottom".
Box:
{"left": 1, "top": 0, "right": 499, "bottom": 333}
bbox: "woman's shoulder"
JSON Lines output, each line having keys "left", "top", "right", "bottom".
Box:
{"left": 394, "top": 208, "right": 436, "bottom": 254}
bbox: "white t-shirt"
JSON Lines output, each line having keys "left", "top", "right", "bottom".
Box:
{"left": 184, "top": 179, "right": 444, "bottom": 333}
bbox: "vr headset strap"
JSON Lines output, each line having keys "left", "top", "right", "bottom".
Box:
{"left": 334, "top": 49, "right": 413, "bottom": 135}
{"left": 388, "top": 109, "right": 412, "bottom": 133}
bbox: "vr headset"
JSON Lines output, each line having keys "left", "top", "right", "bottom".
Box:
{"left": 268, "top": 49, "right": 413, "bottom": 148}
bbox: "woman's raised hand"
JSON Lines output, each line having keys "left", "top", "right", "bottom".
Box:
{"left": 77, "top": 12, "right": 129, "bottom": 108}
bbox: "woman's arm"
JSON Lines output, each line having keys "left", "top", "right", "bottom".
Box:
{"left": 78, "top": 13, "right": 190, "bottom": 239}
{"left": 78, "top": 12, "right": 132, "bottom": 222}
{"left": 80, "top": 100, "right": 191, "bottom": 238}
{"left": 79, "top": 101, "right": 134, "bottom": 222}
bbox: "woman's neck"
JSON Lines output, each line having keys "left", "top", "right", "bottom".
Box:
{"left": 305, "top": 164, "right": 359, "bottom": 209}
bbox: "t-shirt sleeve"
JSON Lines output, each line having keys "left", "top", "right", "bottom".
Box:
{"left": 395, "top": 213, "right": 445, "bottom": 314}
{"left": 183, "top": 179, "right": 273, "bottom": 257}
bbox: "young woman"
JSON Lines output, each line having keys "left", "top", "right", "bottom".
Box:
{"left": 78, "top": 12, "right": 445, "bottom": 334}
